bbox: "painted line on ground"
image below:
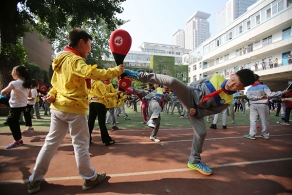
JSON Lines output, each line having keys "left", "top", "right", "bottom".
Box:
{"left": 1, "top": 157, "right": 291, "bottom": 184}
{"left": 0, "top": 134, "right": 291, "bottom": 148}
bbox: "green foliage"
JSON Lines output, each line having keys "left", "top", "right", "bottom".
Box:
{"left": 0, "top": 43, "right": 27, "bottom": 64}
{"left": 0, "top": 0, "right": 127, "bottom": 88}
{"left": 21, "top": 0, "right": 126, "bottom": 40}
{"left": 110, "top": 77, "right": 118, "bottom": 88}
{"left": 150, "top": 56, "right": 175, "bottom": 75}
{"left": 174, "top": 65, "right": 188, "bottom": 84}
{"left": 24, "top": 61, "right": 49, "bottom": 84}
{"left": 133, "top": 80, "right": 146, "bottom": 89}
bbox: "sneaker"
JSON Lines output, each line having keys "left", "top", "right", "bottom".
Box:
{"left": 210, "top": 124, "right": 217, "bottom": 129}
{"left": 244, "top": 134, "right": 256, "bottom": 140}
{"left": 281, "top": 122, "right": 290, "bottom": 125}
{"left": 22, "top": 127, "right": 34, "bottom": 133}
{"left": 260, "top": 134, "right": 269, "bottom": 140}
{"left": 188, "top": 161, "right": 212, "bottom": 176}
{"left": 112, "top": 126, "right": 119, "bottom": 131}
{"left": 147, "top": 120, "right": 155, "bottom": 128}
{"left": 124, "top": 116, "right": 131, "bottom": 120}
{"left": 256, "top": 124, "right": 260, "bottom": 128}
{"left": 6, "top": 140, "right": 24, "bottom": 149}
{"left": 104, "top": 140, "right": 115, "bottom": 146}
{"left": 231, "top": 121, "right": 235, "bottom": 124}
{"left": 124, "top": 69, "right": 140, "bottom": 79}
{"left": 223, "top": 125, "right": 227, "bottom": 129}
{"left": 28, "top": 180, "right": 41, "bottom": 194}
{"left": 150, "top": 136, "right": 160, "bottom": 143}
{"left": 180, "top": 116, "right": 184, "bottom": 119}
{"left": 82, "top": 172, "right": 106, "bottom": 190}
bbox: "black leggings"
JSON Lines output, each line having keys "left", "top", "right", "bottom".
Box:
{"left": 8, "top": 107, "right": 25, "bottom": 141}
{"left": 87, "top": 102, "right": 112, "bottom": 143}
{"left": 24, "top": 104, "right": 33, "bottom": 127}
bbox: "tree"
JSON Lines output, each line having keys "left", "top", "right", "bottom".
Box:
{"left": 0, "top": 0, "right": 126, "bottom": 89}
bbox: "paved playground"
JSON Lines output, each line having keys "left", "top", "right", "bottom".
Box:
{"left": 0, "top": 122, "right": 292, "bottom": 195}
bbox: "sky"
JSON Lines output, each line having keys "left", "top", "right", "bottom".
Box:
{"left": 116, "top": 0, "right": 228, "bottom": 51}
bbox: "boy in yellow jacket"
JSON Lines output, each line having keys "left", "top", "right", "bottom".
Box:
{"left": 27, "top": 28, "right": 124, "bottom": 193}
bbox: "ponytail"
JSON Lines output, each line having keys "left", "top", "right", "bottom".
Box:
{"left": 14, "top": 66, "right": 32, "bottom": 88}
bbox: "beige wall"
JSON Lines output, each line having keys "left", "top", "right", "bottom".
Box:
{"left": 23, "top": 30, "right": 52, "bottom": 71}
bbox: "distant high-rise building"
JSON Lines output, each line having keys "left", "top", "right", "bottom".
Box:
{"left": 216, "top": 0, "right": 258, "bottom": 33}
{"left": 171, "top": 29, "right": 185, "bottom": 49}
{"left": 184, "top": 11, "right": 211, "bottom": 51}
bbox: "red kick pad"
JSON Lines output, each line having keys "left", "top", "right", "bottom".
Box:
{"left": 118, "top": 77, "right": 132, "bottom": 90}
{"left": 110, "top": 29, "right": 132, "bottom": 56}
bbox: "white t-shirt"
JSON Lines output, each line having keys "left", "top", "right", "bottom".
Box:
{"left": 27, "top": 88, "right": 37, "bottom": 105}
{"left": 9, "top": 80, "right": 30, "bottom": 107}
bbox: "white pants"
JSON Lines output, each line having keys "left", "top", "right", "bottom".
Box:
{"left": 212, "top": 108, "right": 227, "bottom": 126}
{"left": 29, "top": 109, "right": 97, "bottom": 182}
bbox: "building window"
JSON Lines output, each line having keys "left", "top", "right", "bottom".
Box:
{"left": 283, "top": 27, "right": 291, "bottom": 40}
{"left": 272, "top": 2, "right": 278, "bottom": 15}
{"left": 256, "top": 15, "right": 260, "bottom": 24}
{"left": 228, "top": 32, "right": 232, "bottom": 40}
{"left": 239, "top": 26, "right": 242, "bottom": 34}
{"left": 247, "top": 21, "right": 251, "bottom": 30}
{"left": 248, "top": 44, "right": 253, "bottom": 53}
{"left": 217, "top": 39, "right": 220, "bottom": 46}
{"left": 193, "top": 75, "right": 197, "bottom": 82}
{"left": 193, "top": 65, "right": 197, "bottom": 71}
{"left": 236, "top": 48, "right": 242, "bottom": 56}
{"left": 263, "top": 36, "right": 272, "bottom": 46}
{"left": 266, "top": 8, "right": 271, "bottom": 19}
{"left": 224, "top": 54, "right": 229, "bottom": 60}
{"left": 288, "top": 0, "right": 292, "bottom": 7}
{"left": 278, "top": 0, "right": 284, "bottom": 12}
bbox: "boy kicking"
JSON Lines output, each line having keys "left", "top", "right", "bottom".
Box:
{"left": 123, "top": 69, "right": 255, "bottom": 175}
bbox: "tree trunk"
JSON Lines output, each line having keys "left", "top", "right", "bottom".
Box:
{"left": 0, "top": 0, "right": 20, "bottom": 89}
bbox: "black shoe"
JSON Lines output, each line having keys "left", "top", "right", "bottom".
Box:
{"left": 210, "top": 124, "right": 217, "bottom": 129}
{"left": 275, "top": 114, "right": 279, "bottom": 116}
{"left": 112, "top": 126, "right": 119, "bottom": 131}
{"left": 223, "top": 126, "right": 227, "bottom": 129}
{"left": 104, "top": 140, "right": 115, "bottom": 146}
{"left": 3, "top": 122, "right": 8, "bottom": 126}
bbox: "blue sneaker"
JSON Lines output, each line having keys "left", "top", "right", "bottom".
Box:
{"left": 244, "top": 134, "right": 256, "bottom": 140}
{"left": 124, "top": 69, "right": 140, "bottom": 79}
{"left": 6, "top": 140, "right": 24, "bottom": 149}
{"left": 260, "top": 134, "right": 269, "bottom": 140}
{"left": 188, "top": 161, "right": 212, "bottom": 175}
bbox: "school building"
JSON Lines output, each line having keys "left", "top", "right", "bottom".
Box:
{"left": 185, "top": 0, "right": 292, "bottom": 90}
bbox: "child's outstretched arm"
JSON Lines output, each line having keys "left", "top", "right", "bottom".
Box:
{"left": 1, "top": 84, "right": 14, "bottom": 96}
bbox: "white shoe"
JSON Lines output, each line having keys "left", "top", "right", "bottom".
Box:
{"left": 147, "top": 120, "right": 155, "bottom": 128}
{"left": 150, "top": 136, "right": 160, "bottom": 143}
{"left": 22, "top": 127, "right": 34, "bottom": 133}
